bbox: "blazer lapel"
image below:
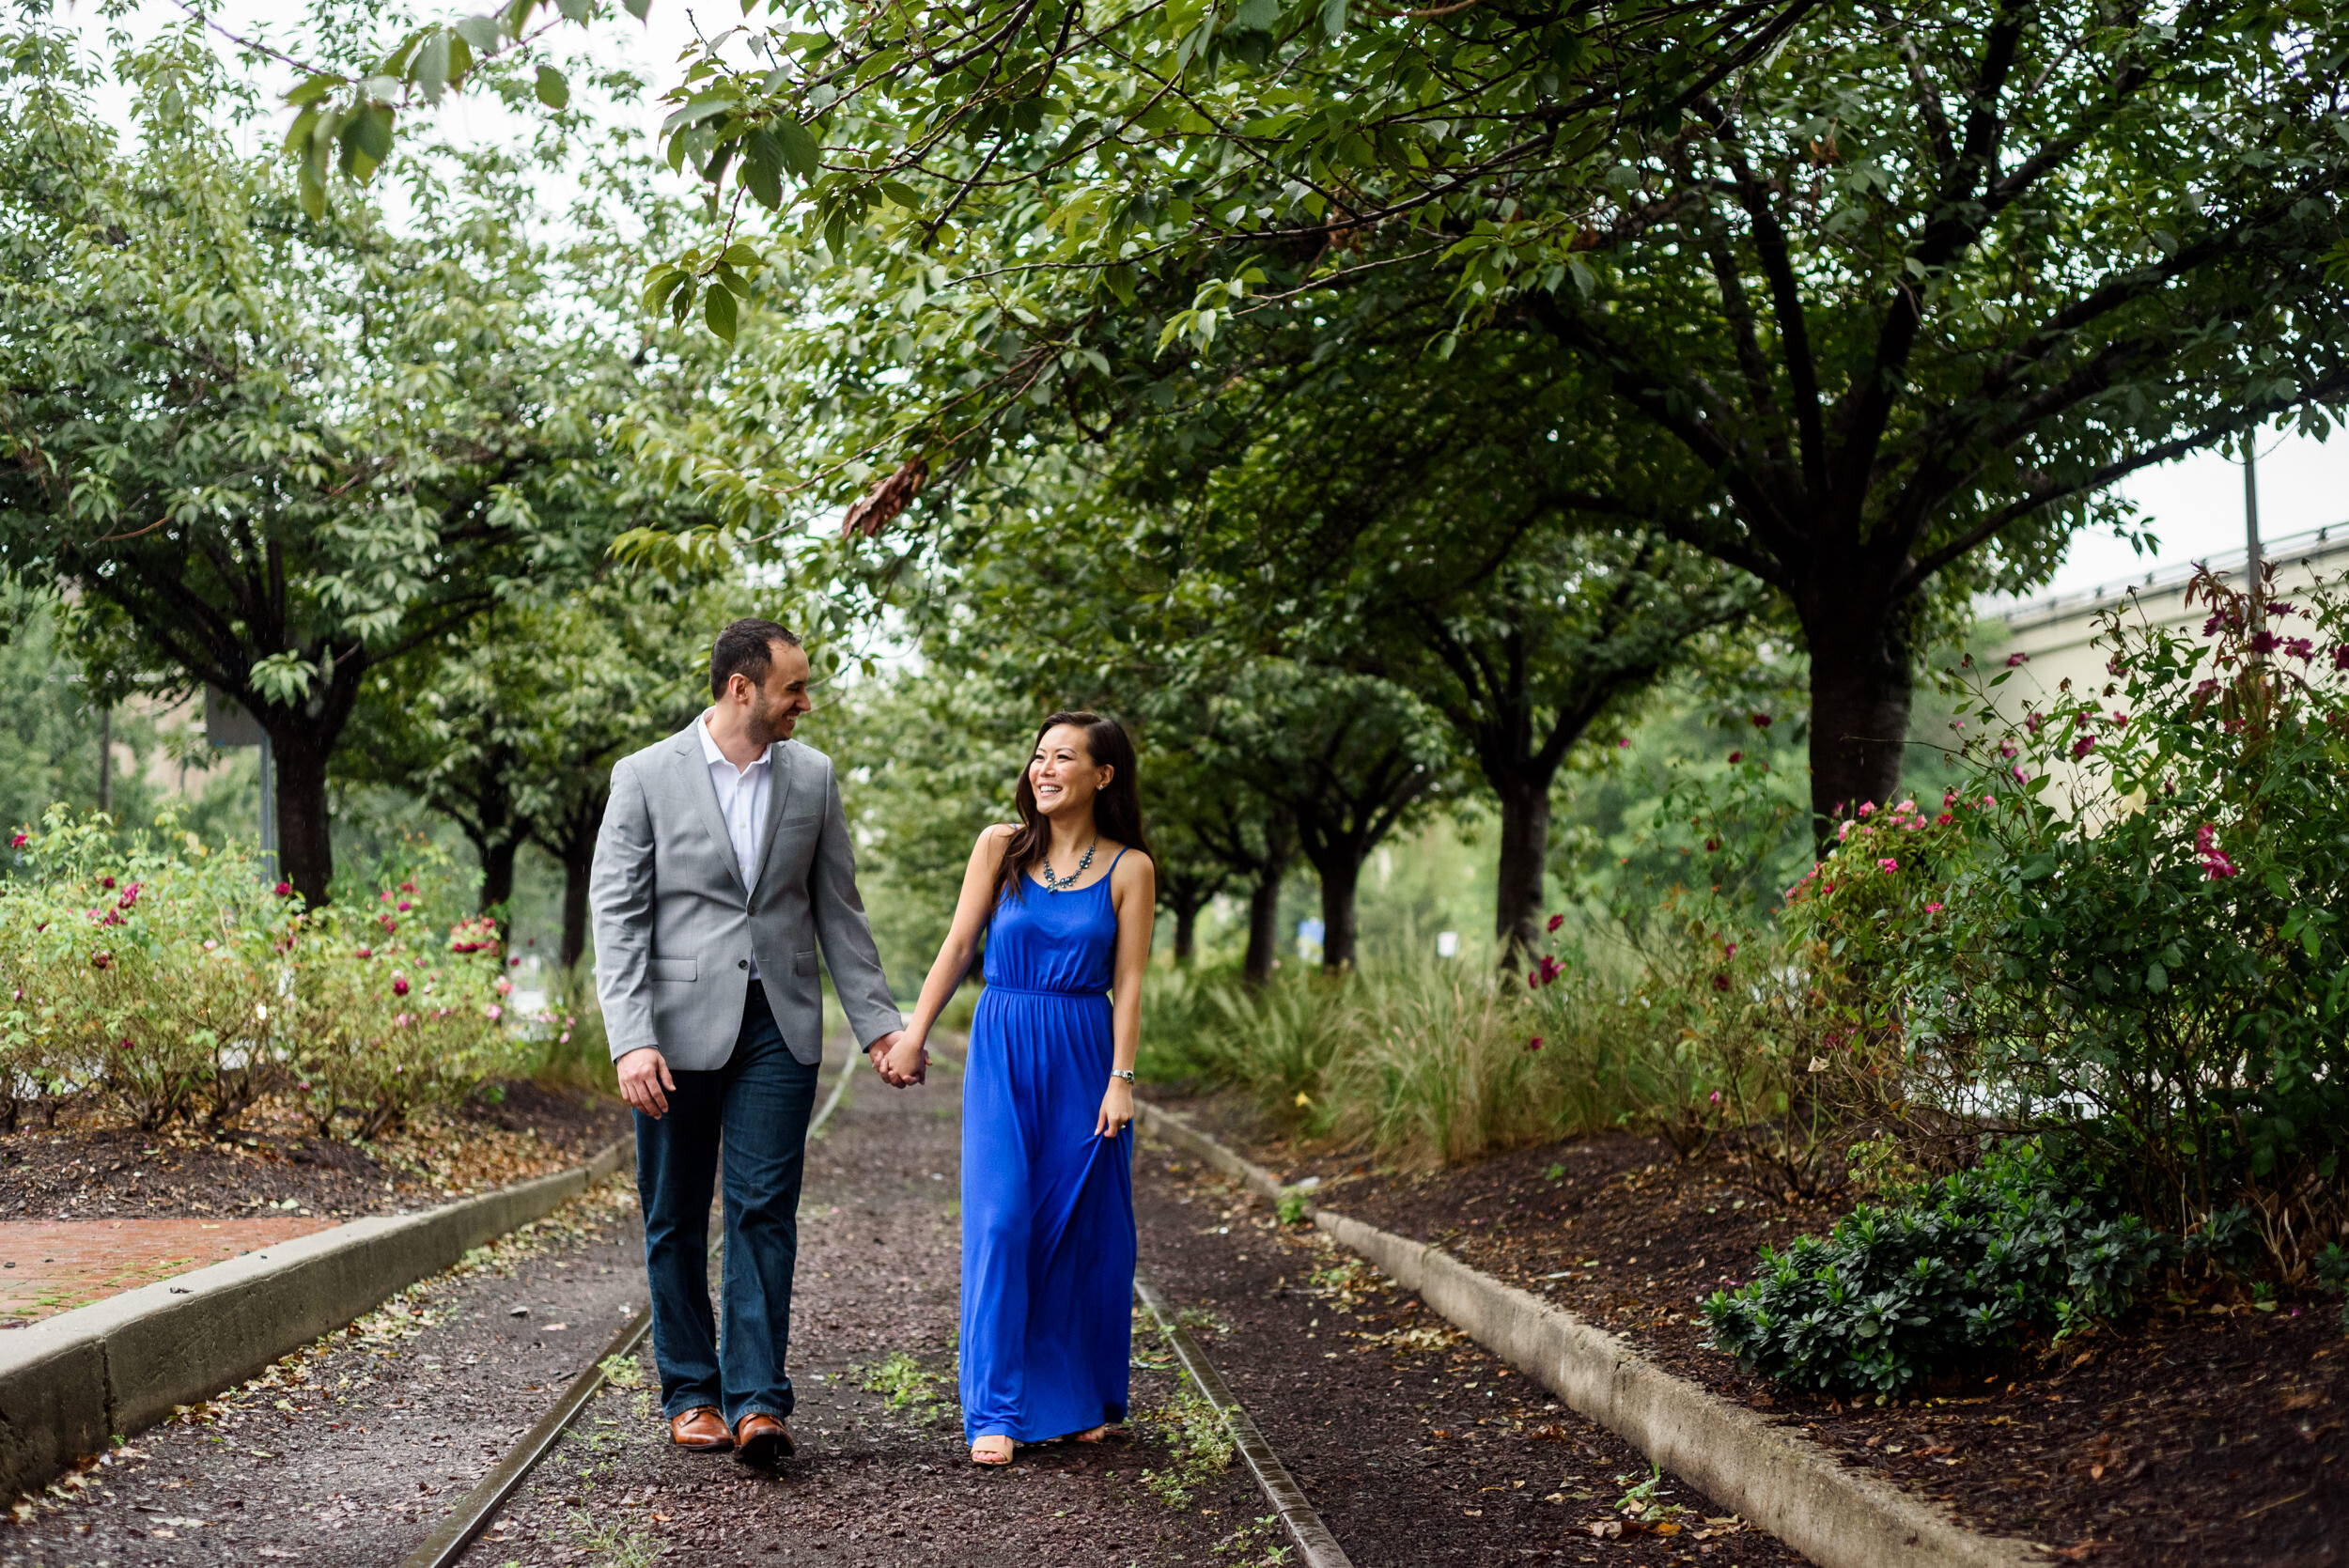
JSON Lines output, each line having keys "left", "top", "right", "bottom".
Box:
{"left": 673, "top": 721, "right": 748, "bottom": 898}
{"left": 753, "top": 739, "right": 798, "bottom": 893}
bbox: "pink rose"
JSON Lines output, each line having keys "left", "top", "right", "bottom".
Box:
{"left": 392, "top": 975, "right": 411, "bottom": 997}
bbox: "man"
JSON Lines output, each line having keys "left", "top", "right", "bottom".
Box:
{"left": 591, "top": 618, "right": 907, "bottom": 1464}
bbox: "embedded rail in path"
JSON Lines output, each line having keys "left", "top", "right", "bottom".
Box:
{"left": 398, "top": 1051, "right": 861, "bottom": 1568}
{"left": 413, "top": 1047, "right": 1353, "bottom": 1568}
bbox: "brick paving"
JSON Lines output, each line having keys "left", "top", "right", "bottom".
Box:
{"left": 0, "top": 1218, "right": 334, "bottom": 1325}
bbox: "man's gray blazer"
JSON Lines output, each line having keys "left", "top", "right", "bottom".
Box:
{"left": 589, "top": 721, "right": 902, "bottom": 1070}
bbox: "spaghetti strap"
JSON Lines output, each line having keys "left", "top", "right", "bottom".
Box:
{"left": 1106, "top": 846, "right": 1129, "bottom": 875}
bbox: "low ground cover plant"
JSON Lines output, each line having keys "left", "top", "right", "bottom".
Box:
{"left": 0, "top": 809, "right": 529, "bottom": 1138}
{"left": 1703, "top": 1142, "right": 2167, "bottom": 1395}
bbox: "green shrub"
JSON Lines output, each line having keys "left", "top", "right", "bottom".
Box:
{"left": 0, "top": 810, "right": 527, "bottom": 1138}
{"left": 0, "top": 810, "right": 286, "bottom": 1129}
{"left": 1791, "top": 568, "right": 2349, "bottom": 1266}
{"left": 1703, "top": 1145, "right": 2166, "bottom": 1394}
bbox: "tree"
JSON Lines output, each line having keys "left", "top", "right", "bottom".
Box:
{"left": 1139, "top": 763, "right": 1230, "bottom": 967}
{"left": 592, "top": 2, "right": 2349, "bottom": 852}
{"left": 0, "top": 28, "right": 699, "bottom": 901}
{"left": 1104, "top": 326, "right": 1764, "bottom": 962}
{"left": 1199, "top": 662, "right": 1453, "bottom": 973}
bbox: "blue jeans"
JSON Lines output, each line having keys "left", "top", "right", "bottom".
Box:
{"left": 634, "top": 986, "right": 818, "bottom": 1426}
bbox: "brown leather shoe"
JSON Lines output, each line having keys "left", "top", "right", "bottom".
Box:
{"left": 733, "top": 1411, "right": 794, "bottom": 1466}
{"left": 669, "top": 1406, "right": 733, "bottom": 1451}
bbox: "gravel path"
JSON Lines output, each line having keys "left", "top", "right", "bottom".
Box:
{"left": 0, "top": 1056, "right": 1825, "bottom": 1568}
{"left": 1, "top": 1172, "right": 646, "bottom": 1565}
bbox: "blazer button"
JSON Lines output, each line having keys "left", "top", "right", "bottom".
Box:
{"left": 738, "top": 959, "right": 750, "bottom": 970}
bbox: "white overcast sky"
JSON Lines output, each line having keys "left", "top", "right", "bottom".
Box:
{"left": 61, "top": 0, "right": 2349, "bottom": 609}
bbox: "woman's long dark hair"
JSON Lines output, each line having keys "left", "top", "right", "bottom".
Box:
{"left": 991, "top": 710, "right": 1149, "bottom": 908}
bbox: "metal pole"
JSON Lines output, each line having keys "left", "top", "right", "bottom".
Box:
{"left": 2245, "top": 432, "right": 2264, "bottom": 635}
{"left": 257, "top": 730, "right": 277, "bottom": 880}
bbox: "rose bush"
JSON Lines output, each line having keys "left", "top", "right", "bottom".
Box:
{"left": 1791, "top": 567, "right": 2349, "bottom": 1277}
{"left": 0, "top": 813, "right": 528, "bottom": 1137}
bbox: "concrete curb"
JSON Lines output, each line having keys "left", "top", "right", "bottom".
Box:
{"left": 0, "top": 1135, "right": 631, "bottom": 1503}
{"left": 1136, "top": 1100, "right": 2037, "bottom": 1568}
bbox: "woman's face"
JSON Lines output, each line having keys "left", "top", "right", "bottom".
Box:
{"left": 1030, "top": 723, "right": 1112, "bottom": 824}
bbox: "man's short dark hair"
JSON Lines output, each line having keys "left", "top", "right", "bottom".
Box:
{"left": 710, "top": 618, "right": 803, "bottom": 699}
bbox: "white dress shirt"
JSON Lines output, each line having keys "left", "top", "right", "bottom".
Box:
{"left": 699, "top": 712, "right": 770, "bottom": 973}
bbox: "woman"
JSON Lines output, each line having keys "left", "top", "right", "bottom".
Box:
{"left": 885, "top": 711, "right": 1155, "bottom": 1466}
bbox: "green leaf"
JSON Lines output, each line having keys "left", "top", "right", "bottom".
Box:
{"left": 878, "top": 179, "right": 923, "bottom": 211}
{"left": 720, "top": 241, "right": 762, "bottom": 270}
{"left": 2020, "top": 854, "right": 2058, "bottom": 882}
{"left": 704, "top": 283, "right": 739, "bottom": 342}
{"left": 414, "top": 31, "right": 452, "bottom": 103}
{"left": 285, "top": 75, "right": 341, "bottom": 108}
{"left": 774, "top": 116, "right": 821, "bottom": 179}
{"left": 556, "top": 0, "right": 591, "bottom": 19}
{"left": 454, "top": 14, "right": 504, "bottom": 51}
{"left": 624, "top": 0, "right": 651, "bottom": 19}
{"left": 742, "top": 127, "right": 784, "bottom": 208}
{"left": 2146, "top": 961, "right": 2168, "bottom": 993}
{"left": 661, "top": 93, "right": 738, "bottom": 135}
{"left": 534, "top": 66, "right": 569, "bottom": 110}
{"left": 642, "top": 269, "right": 689, "bottom": 312}
{"left": 1320, "top": 0, "right": 1347, "bottom": 38}
{"left": 1234, "top": 0, "right": 1280, "bottom": 30}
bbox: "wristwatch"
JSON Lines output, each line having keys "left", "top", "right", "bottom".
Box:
{"left": 1110, "top": 1068, "right": 1136, "bottom": 1083}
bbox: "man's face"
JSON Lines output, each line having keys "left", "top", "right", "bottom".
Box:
{"left": 743, "top": 641, "right": 813, "bottom": 745}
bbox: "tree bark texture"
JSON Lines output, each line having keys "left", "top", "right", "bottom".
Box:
{"left": 269, "top": 727, "right": 335, "bottom": 907}
{"left": 544, "top": 790, "right": 608, "bottom": 975}
{"left": 475, "top": 834, "right": 520, "bottom": 916}
{"left": 1802, "top": 598, "right": 1917, "bottom": 845}
{"left": 1492, "top": 774, "right": 1552, "bottom": 968}
{"left": 1242, "top": 863, "right": 1284, "bottom": 988}
{"left": 1315, "top": 853, "right": 1361, "bottom": 973}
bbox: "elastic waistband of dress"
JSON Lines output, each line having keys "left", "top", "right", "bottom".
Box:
{"left": 980, "top": 982, "right": 1109, "bottom": 1001}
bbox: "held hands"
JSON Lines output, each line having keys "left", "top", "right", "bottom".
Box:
{"left": 616, "top": 1047, "right": 676, "bottom": 1120}
{"left": 870, "top": 1030, "right": 927, "bottom": 1088}
{"left": 1095, "top": 1077, "right": 1134, "bottom": 1140}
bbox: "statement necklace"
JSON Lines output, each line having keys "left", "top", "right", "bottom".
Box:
{"left": 1038, "top": 836, "right": 1097, "bottom": 893}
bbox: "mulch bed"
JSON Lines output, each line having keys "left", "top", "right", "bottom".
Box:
{"left": 1135, "top": 1141, "right": 1812, "bottom": 1564}
{"left": 0, "top": 1080, "right": 630, "bottom": 1222}
{"left": 1159, "top": 1091, "right": 2348, "bottom": 1567}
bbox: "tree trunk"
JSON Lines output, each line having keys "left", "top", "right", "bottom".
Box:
{"left": 1492, "top": 772, "right": 1552, "bottom": 969}
{"left": 1171, "top": 900, "right": 1200, "bottom": 966}
{"left": 270, "top": 727, "right": 335, "bottom": 905}
{"left": 477, "top": 835, "right": 519, "bottom": 915}
{"left": 1804, "top": 600, "right": 1917, "bottom": 846}
{"left": 1242, "top": 863, "right": 1284, "bottom": 987}
{"left": 558, "top": 807, "right": 601, "bottom": 974}
{"left": 1316, "top": 853, "right": 1361, "bottom": 973}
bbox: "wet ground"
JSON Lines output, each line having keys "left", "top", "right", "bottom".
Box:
{"left": 3, "top": 1061, "right": 1817, "bottom": 1567}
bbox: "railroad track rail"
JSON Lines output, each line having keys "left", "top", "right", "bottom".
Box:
{"left": 401, "top": 1045, "right": 1351, "bottom": 1568}
{"left": 398, "top": 1050, "right": 860, "bottom": 1568}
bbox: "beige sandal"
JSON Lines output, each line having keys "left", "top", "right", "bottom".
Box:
{"left": 1071, "top": 1424, "right": 1112, "bottom": 1444}
{"left": 971, "top": 1435, "right": 1015, "bottom": 1466}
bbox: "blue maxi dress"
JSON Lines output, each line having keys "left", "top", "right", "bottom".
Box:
{"left": 959, "top": 852, "right": 1136, "bottom": 1445}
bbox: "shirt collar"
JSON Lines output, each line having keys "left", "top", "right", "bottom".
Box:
{"left": 699, "top": 710, "right": 770, "bottom": 775}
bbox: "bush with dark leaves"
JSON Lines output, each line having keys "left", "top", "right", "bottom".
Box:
{"left": 1703, "top": 1145, "right": 2166, "bottom": 1395}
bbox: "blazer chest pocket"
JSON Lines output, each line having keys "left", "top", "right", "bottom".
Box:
{"left": 648, "top": 957, "right": 698, "bottom": 983}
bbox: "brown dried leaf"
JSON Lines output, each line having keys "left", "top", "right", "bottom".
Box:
{"left": 840, "top": 457, "right": 929, "bottom": 538}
